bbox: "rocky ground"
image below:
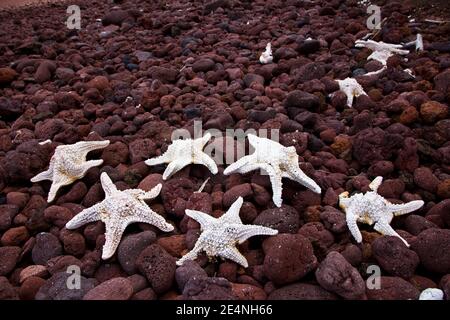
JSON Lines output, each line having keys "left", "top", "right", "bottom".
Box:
{"left": 0, "top": 0, "right": 449, "bottom": 300}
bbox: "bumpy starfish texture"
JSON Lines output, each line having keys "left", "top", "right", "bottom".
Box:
{"left": 31, "top": 140, "right": 110, "bottom": 202}
{"left": 335, "top": 77, "right": 368, "bottom": 107}
{"left": 339, "top": 176, "right": 424, "bottom": 247}
{"left": 66, "top": 172, "right": 173, "bottom": 259}
{"left": 223, "top": 134, "right": 321, "bottom": 207}
{"left": 355, "top": 39, "right": 409, "bottom": 66}
{"left": 259, "top": 42, "right": 273, "bottom": 64}
{"left": 177, "top": 197, "right": 278, "bottom": 267}
{"left": 145, "top": 133, "right": 218, "bottom": 180}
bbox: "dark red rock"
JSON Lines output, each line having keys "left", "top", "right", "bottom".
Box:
{"left": 263, "top": 234, "right": 317, "bottom": 285}
{"left": 253, "top": 205, "right": 300, "bottom": 234}
{"left": 366, "top": 276, "right": 420, "bottom": 300}
{"left": 315, "top": 251, "right": 366, "bottom": 300}
{"left": 268, "top": 283, "right": 338, "bottom": 300}
{"left": 411, "top": 228, "right": 450, "bottom": 274}
{"left": 6, "top": 192, "right": 29, "bottom": 209}
{"left": 118, "top": 231, "right": 156, "bottom": 275}
{"left": 61, "top": 231, "right": 86, "bottom": 257}
{"left": 284, "top": 90, "right": 320, "bottom": 111}
{"left": 0, "top": 67, "right": 18, "bottom": 85}
{"left": 35, "top": 272, "right": 96, "bottom": 300}
{"left": 298, "top": 222, "right": 334, "bottom": 254}
{"left": 320, "top": 206, "right": 347, "bottom": 233}
{"left": 43, "top": 206, "right": 74, "bottom": 228}
{"left": 161, "top": 178, "right": 194, "bottom": 217}
{"left": 46, "top": 255, "right": 82, "bottom": 275}
{"left": 102, "top": 9, "right": 133, "bottom": 26}
{"left": 352, "top": 128, "right": 403, "bottom": 165}
{"left": 186, "top": 192, "right": 212, "bottom": 214}
{"left": 183, "top": 277, "right": 235, "bottom": 300}
{"left": 129, "top": 139, "right": 156, "bottom": 164}
{"left": 31, "top": 233, "right": 63, "bottom": 265}
{"left": 34, "top": 60, "right": 56, "bottom": 83}
{"left": 413, "top": 167, "right": 439, "bottom": 193}
{"left": 148, "top": 66, "right": 178, "bottom": 83}
{"left": 175, "top": 260, "right": 207, "bottom": 291}
{"left": 136, "top": 244, "right": 176, "bottom": 294}
{"left": 404, "top": 215, "right": 438, "bottom": 236}
{"left": 0, "top": 276, "right": 18, "bottom": 300}
{"left": 19, "top": 276, "right": 46, "bottom": 300}
{"left": 0, "top": 204, "right": 19, "bottom": 230}
{"left": 83, "top": 277, "right": 133, "bottom": 300}
{"left": 0, "top": 246, "right": 21, "bottom": 276}
{"left": 440, "top": 274, "right": 450, "bottom": 300}
{"left": 372, "top": 236, "right": 419, "bottom": 279}
{"left": 192, "top": 58, "right": 215, "bottom": 73}
{"left": 101, "top": 142, "right": 129, "bottom": 167}
{"left": 1, "top": 226, "right": 30, "bottom": 246}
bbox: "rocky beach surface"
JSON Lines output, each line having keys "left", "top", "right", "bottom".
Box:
{"left": 0, "top": 0, "right": 449, "bottom": 300}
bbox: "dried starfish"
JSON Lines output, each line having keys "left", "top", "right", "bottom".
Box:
{"left": 66, "top": 172, "right": 173, "bottom": 259}
{"left": 177, "top": 196, "right": 278, "bottom": 267}
{"left": 335, "top": 77, "right": 368, "bottom": 107}
{"left": 31, "top": 140, "right": 110, "bottom": 202}
{"left": 223, "top": 134, "right": 321, "bottom": 207}
{"left": 259, "top": 42, "right": 273, "bottom": 64}
{"left": 339, "top": 176, "right": 424, "bottom": 247}
{"left": 355, "top": 39, "right": 409, "bottom": 66}
{"left": 145, "top": 133, "right": 218, "bottom": 180}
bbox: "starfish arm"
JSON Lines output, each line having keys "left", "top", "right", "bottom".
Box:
{"left": 388, "top": 200, "right": 424, "bottom": 216}
{"left": 30, "top": 168, "right": 53, "bottom": 182}
{"left": 194, "top": 152, "right": 218, "bottom": 175}
{"left": 223, "top": 155, "right": 253, "bottom": 175}
{"left": 76, "top": 140, "right": 110, "bottom": 156}
{"left": 236, "top": 224, "right": 278, "bottom": 243}
{"left": 102, "top": 220, "right": 128, "bottom": 259}
{"left": 346, "top": 208, "right": 363, "bottom": 243}
{"left": 219, "top": 246, "right": 249, "bottom": 268}
{"left": 284, "top": 166, "right": 321, "bottom": 194}
{"left": 100, "top": 172, "right": 118, "bottom": 196}
{"left": 373, "top": 221, "right": 410, "bottom": 247}
{"left": 162, "top": 158, "right": 192, "bottom": 180}
{"left": 176, "top": 241, "right": 203, "bottom": 266}
{"left": 145, "top": 153, "right": 170, "bottom": 166}
{"left": 66, "top": 203, "right": 104, "bottom": 229}
{"left": 344, "top": 89, "right": 355, "bottom": 106}
{"left": 199, "top": 132, "right": 212, "bottom": 147}
{"left": 247, "top": 133, "right": 261, "bottom": 149}
{"left": 134, "top": 206, "right": 174, "bottom": 232}
{"left": 141, "top": 183, "right": 162, "bottom": 200}
{"left": 47, "top": 174, "right": 74, "bottom": 203}
{"left": 268, "top": 167, "right": 283, "bottom": 207}
{"left": 185, "top": 209, "right": 216, "bottom": 229}
{"left": 81, "top": 159, "right": 103, "bottom": 173}
{"left": 369, "top": 176, "right": 383, "bottom": 192}
{"left": 220, "top": 196, "right": 244, "bottom": 224}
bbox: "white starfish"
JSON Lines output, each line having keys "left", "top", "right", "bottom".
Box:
{"left": 145, "top": 133, "right": 218, "bottom": 180}
{"left": 66, "top": 172, "right": 173, "bottom": 259}
{"left": 223, "top": 134, "right": 321, "bottom": 207}
{"left": 31, "top": 140, "right": 110, "bottom": 202}
{"left": 339, "top": 176, "right": 424, "bottom": 247}
{"left": 355, "top": 39, "right": 409, "bottom": 66}
{"left": 259, "top": 42, "right": 273, "bottom": 64}
{"left": 177, "top": 196, "right": 278, "bottom": 267}
{"left": 335, "top": 77, "right": 368, "bottom": 107}
{"left": 404, "top": 34, "right": 424, "bottom": 51}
